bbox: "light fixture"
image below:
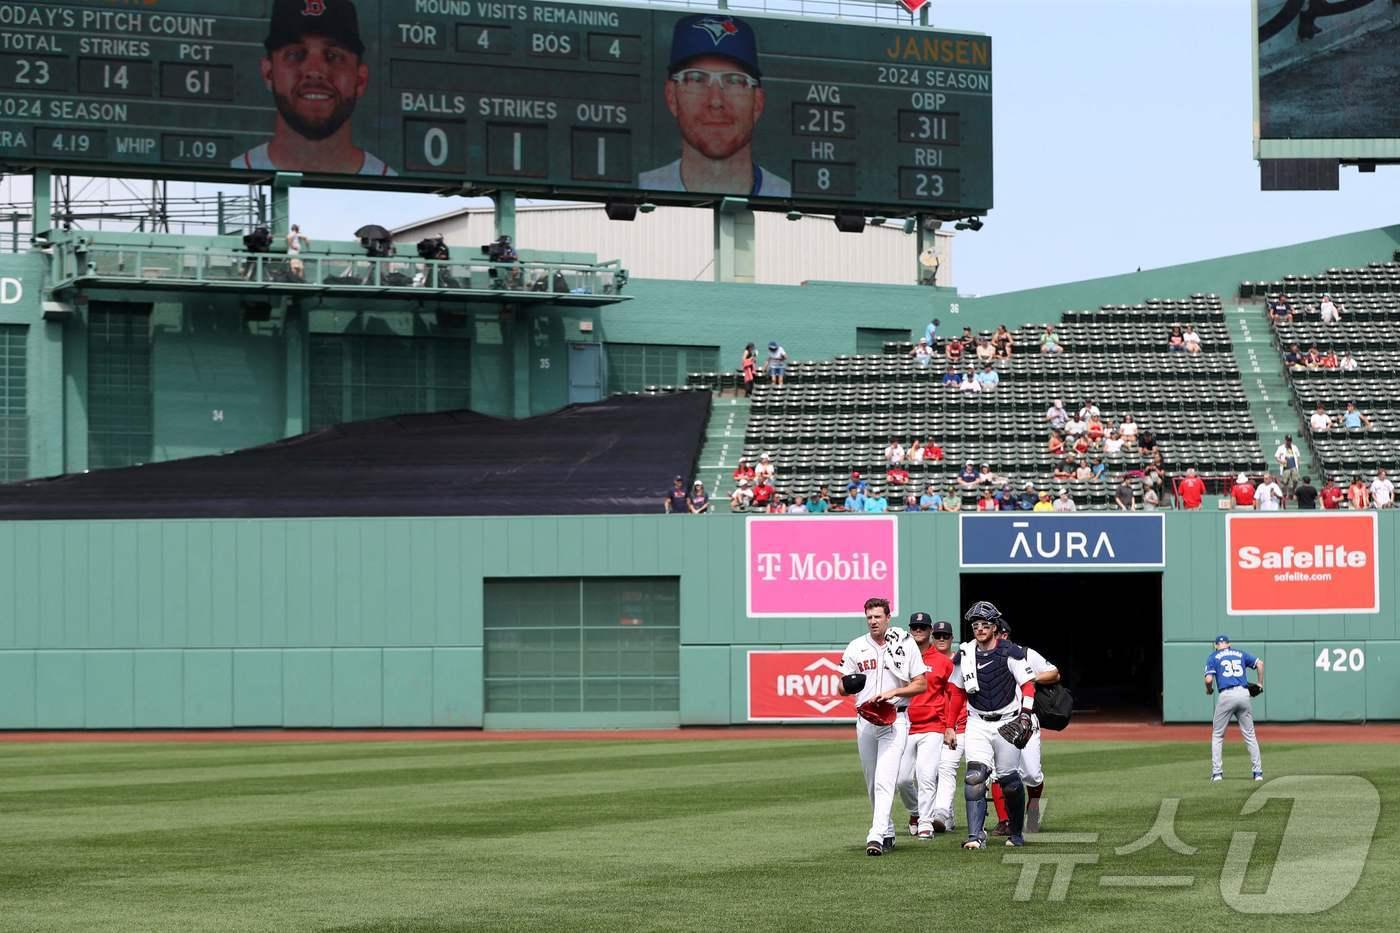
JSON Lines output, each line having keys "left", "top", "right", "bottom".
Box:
{"left": 605, "top": 200, "right": 638, "bottom": 221}
{"left": 786, "top": 210, "right": 802, "bottom": 221}
{"left": 870, "top": 216, "right": 887, "bottom": 226}
{"left": 638, "top": 202, "right": 657, "bottom": 213}
{"left": 968, "top": 217, "right": 984, "bottom": 231}
{"left": 902, "top": 218, "right": 917, "bottom": 235}
{"left": 833, "top": 212, "right": 865, "bottom": 233}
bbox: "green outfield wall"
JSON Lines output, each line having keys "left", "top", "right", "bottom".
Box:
{"left": 0, "top": 512, "right": 1394, "bottom": 729}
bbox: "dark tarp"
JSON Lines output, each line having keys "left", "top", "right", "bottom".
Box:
{"left": 0, "top": 392, "right": 712, "bottom": 520}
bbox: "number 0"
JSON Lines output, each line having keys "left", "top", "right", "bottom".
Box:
{"left": 423, "top": 127, "right": 448, "bottom": 167}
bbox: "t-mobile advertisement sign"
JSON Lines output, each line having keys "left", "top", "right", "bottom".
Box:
{"left": 1226, "top": 512, "right": 1379, "bottom": 615}
{"left": 746, "top": 516, "right": 898, "bottom": 617}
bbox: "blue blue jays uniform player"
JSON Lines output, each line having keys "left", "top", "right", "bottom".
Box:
{"left": 1204, "top": 634, "right": 1263, "bottom": 782}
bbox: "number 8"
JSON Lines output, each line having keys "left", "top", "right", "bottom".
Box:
{"left": 817, "top": 168, "right": 830, "bottom": 190}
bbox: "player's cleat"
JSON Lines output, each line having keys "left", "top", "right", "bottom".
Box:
{"left": 1253, "top": 771, "right": 1264, "bottom": 782}
{"left": 930, "top": 811, "right": 949, "bottom": 834}
{"left": 1005, "top": 835, "right": 1025, "bottom": 847}
{"left": 1025, "top": 800, "right": 1042, "bottom": 834}
{"left": 1211, "top": 773, "right": 1223, "bottom": 782}
{"left": 961, "top": 835, "right": 987, "bottom": 850}
{"left": 992, "top": 819, "right": 1011, "bottom": 837}
{"left": 866, "top": 841, "right": 884, "bottom": 856}
{"left": 908, "top": 814, "right": 920, "bottom": 836}
{"left": 917, "top": 828, "right": 933, "bottom": 840}
{"left": 882, "top": 836, "right": 895, "bottom": 853}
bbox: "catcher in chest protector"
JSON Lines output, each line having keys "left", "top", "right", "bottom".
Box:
{"left": 945, "top": 600, "right": 1038, "bottom": 849}
{"left": 838, "top": 596, "right": 929, "bottom": 856}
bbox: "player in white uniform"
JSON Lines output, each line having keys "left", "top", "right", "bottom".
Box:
{"left": 946, "top": 601, "right": 1037, "bottom": 849}
{"left": 838, "top": 597, "right": 929, "bottom": 856}
{"left": 989, "top": 617, "right": 1058, "bottom": 835}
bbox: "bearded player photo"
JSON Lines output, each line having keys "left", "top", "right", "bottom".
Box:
{"left": 232, "top": 0, "right": 396, "bottom": 176}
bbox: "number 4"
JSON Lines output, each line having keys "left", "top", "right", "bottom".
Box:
{"left": 608, "top": 39, "right": 621, "bottom": 58}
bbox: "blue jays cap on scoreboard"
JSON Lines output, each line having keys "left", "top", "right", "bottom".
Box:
{"left": 0, "top": 0, "right": 992, "bottom": 216}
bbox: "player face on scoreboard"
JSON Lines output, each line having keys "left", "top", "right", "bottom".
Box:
{"left": 261, "top": 35, "right": 369, "bottom": 143}
{"left": 664, "top": 54, "right": 766, "bottom": 163}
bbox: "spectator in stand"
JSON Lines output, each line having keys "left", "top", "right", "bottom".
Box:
{"left": 919, "top": 483, "right": 942, "bottom": 511}
{"left": 1339, "top": 351, "right": 1359, "bottom": 372}
{"left": 1040, "top": 324, "right": 1063, "bottom": 354}
{"left": 976, "top": 463, "right": 997, "bottom": 487}
{"left": 767, "top": 493, "right": 788, "bottom": 514}
{"left": 1347, "top": 474, "right": 1370, "bottom": 510}
{"left": 884, "top": 437, "right": 906, "bottom": 464}
{"left": 993, "top": 324, "right": 1015, "bottom": 359}
{"left": 1016, "top": 483, "right": 1038, "bottom": 510}
{"left": 977, "top": 488, "right": 999, "bottom": 511}
{"left": 1371, "top": 468, "right": 1395, "bottom": 509}
{"left": 764, "top": 341, "right": 789, "bottom": 386}
{"left": 1142, "top": 482, "right": 1161, "bottom": 510}
{"left": 1078, "top": 398, "right": 1101, "bottom": 421}
{"left": 960, "top": 325, "right": 975, "bottom": 346}
{"left": 1183, "top": 324, "right": 1202, "bottom": 354}
{"left": 903, "top": 494, "right": 921, "bottom": 512}
{"left": 942, "top": 365, "right": 962, "bottom": 387}
{"left": 1053, "top": 458, "right": 1076, "bottom": 482}
{"left": 1230, "top": 473, "right": 1255, "bottom": 509}
{"left": 1321, "top": 347, "right": 1339, "bottom": 369}
{"left": 1319, "top": 294, "right": 1342, "bottom": 324}
{"left": 1045, "top": 398, "right": 1068, "bottom": 430}
{"left": 887, "top": 463, "right": 910, "bottom": 486}
{"left": 1309, "top": 403, "right": 1333, "bottom": 433}
{"left": 1114, "top": 475, "right": 1135, "bottom": 511}
{"left": 1267, "top": 295, "right": 1293, "bottom": 324}
{"left": 1167, "top": 325, "right": 1186, "bottom": 353}
{"left": 789, "top": 495, "right": 809, "bottom": 514}
{"left": 1053, "top": 488, "right": 1077, "bottom": 512}
{"left": 975, "top": 335, "right": 997, "bottom": 364}
{"left": 1074, "top": 459, "right": 1093, "bottom": 481}
{"left": 1103, "top": 428, "right": 1125, "bottom": 456}
{"left": 848, "top": 470, "right": 869, "bottom": 495}
{"left": 688, "top": 480, "right": 712, "bottom": 513}
{"left": 733, "top": 456, "right": 755, "bottom": 484}
{"left": 741, "top": 343, "right": 757, "bottom": 397}
{"left": 925, "top": 317, "right": 940, "bottom": 345}
{"left": 1178, "top": 467, "right": 1206, "bottom": 511}
{"left": 957, "top": 461, "right": 979, "bottom": 489}
{"left": 959, "top": 370, "right": 982, "bottom": 393}
{"left": 975, "top": 363, "right": 1000, "bottom": 390}
{"left": 1071, "top": 433, "right": 1091, "bottom": 457}
{"left": 808, "top": 485, "right": 831, "bottom": 513}
{"left": 664, "top": 476, "right": 690, "bottom": 514}
{"left": 1048, "top": 430, "right": 1066, "bottom": 456}
{"left": 1143, "top": 463, "right": 1165, "bottom": 500}
{"left": 1063, "top": 410, "right": 1086, "bottom": 440}
{"left": 1091, "top": 456, "right": 1107, "bottom": 481}
{"left": 1119, "top": 413, "right": 1139, "bottom": 446}
{"left": 910, "top": 338, "right": 936, "bottom": 369}
{"left": 1086, "top": 414, "right": 1105, "bottom": 445}
{"left": 1294, "top": 475, "right": 1318, "bottom": 510}
{"left": 1033, "top": 490, "right": 1054, "bottom": 511}
{"left": 755, "top": 453, "right": 776, "bottom": 484}
{"left": 753, "top": 476, "right": 775, "bottom": 509}
{"left": 1304, "top": 345, "right": 1322, "bottom": 369}
{"left": 1254, "top": 474, "right": 1283, "bottom": 511}
{"left": 940, "top": 487, "right": 963, "bottom": 511}
{"left": 1342, "top": 402, "right": 1372, "bottom": 430}
{"left": 864, "top": 488, "right": 890, "bottom": 513}
{"left": 1137, "top": 429, "right": 1157, "bottom": 455}
{"left": 1283, "top": 342, "right": 1304, "bottom": 370}
{"left": 945, "top": 336, "right": 965, "bottom": 365}
{"left": 841, "top": 485, "right": 864, "bottom": 512}
{"left": 1320, "top": 476, "right": 1343, "bottom": 510}
{"left": 1274, "top": 435, "right": 1302, "bottom": 495}
{"left": 916, "top": 437, "right": 944, "bottom": 463}
{"left": 729, "top": 479, "right": 753, "bottom": 511}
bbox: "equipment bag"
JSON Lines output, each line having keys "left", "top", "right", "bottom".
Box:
{"left": 1033, "top": 682, "right": 1073, "bottom": 731}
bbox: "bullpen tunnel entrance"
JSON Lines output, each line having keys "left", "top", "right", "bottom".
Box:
{"left": 958, "top": 572, "right": 1163, "bottom": 717}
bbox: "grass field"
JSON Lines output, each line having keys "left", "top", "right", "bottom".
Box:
{"left": 0, "top": 736, "right": 1394, "bottom": 932}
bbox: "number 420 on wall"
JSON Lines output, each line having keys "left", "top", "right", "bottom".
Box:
{"left": 1315, "top": 647, "right": 1365, "bottom": 672}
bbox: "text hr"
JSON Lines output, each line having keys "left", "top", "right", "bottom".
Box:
{"left": 754, "top": 552, "right": 889, "bottom": 582}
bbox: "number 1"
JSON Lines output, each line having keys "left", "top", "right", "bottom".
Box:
{"left": 596, "top": 136, "right": 606, "bottom": 176}
{"left": 512, "top": 131, "right": 522, "bottom": 172}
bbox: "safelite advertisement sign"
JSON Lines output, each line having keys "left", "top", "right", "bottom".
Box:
{"left": 1225, "top": 513, "right": 1379, "bottom": 615}
{"left": 746, "top": 651, "right": 856, "bottom": 721}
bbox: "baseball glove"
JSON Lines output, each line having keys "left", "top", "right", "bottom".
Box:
{"left": 1247, "top": 683, "right": 1263, "bottom": 697}
{"left": 998, "top": 712, "right": 1035, "bottom": 749}
{"left": 856, "top": 698, "right": 897, "bottom": 726}
{"left": 841, "top": 673, "right": 867, "bottom": 695}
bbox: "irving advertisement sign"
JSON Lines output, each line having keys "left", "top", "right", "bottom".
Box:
{"left": 746, "top": 651, "right": 855, "bottom": 721}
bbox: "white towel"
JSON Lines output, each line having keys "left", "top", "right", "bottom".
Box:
{"left": 958, "top": 639, "right": 980, "bottom": 695}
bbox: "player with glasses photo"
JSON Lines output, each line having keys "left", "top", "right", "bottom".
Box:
{"left": 639, "top": 14, "right": 791, "bottom": 196}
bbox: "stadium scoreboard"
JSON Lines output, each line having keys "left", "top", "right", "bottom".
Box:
{"left": 0, "top": 0, "right": 993, "bottom": 215}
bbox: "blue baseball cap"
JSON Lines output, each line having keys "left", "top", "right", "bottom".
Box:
{"left": 265, "top": 0, "right": 365, "bottom": 57}
{"left": 668, "top": 14, "right": 762, "bottom": 79}
{"left": 1214, "top": 634, "right": 1231, "bottom": 644}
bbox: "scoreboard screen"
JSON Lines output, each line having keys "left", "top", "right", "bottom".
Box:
{"left": 0, "top": 0, "right": 993, "bottom": 215}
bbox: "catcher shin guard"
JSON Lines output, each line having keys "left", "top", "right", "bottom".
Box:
{"left": 964, "top": 761, "right": 990, "bottom": 838}
{"left": 998, "top": 772, "right": 1026, "bottom": 836}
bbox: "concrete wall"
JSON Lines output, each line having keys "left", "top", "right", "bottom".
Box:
{"left": 0, "top": 512, "right": 1394, "bottom": 729}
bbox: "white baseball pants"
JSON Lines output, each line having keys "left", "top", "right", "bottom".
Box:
{"left": 856, "top": 713, "right": 910, "bottom": 843}
{"left": 1211, "top": 687, "right": 1262, "bottom": 775}
{"left": 964, "top": 713, "right": 1024, "bottom": 775}
{"left": 896, "top": 730, "right": 946, "bottom": 827}
{"left": 932, "top": 732, "right": 965, "bottom": 822}
{"left": 1019, "top": 722, "right": 1044, "bottom": 787}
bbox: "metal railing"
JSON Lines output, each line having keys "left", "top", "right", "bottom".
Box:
{"left": 49, "top": 241, "right": 629, "bottom": 299}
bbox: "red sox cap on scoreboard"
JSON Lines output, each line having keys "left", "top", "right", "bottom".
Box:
{"left": 265, "top": 0, "right": 366, "bottom": 57}
{"left": 668, "top": 14, "right": 763, "bottom": 79}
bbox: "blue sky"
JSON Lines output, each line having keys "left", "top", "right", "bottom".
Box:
{"left": 7, "top": 0, "right": 1400, "bottom": 296}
